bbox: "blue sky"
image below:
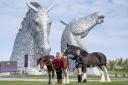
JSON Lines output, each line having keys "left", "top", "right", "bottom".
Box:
{"left": 0, "top": 0, "right": 128, "bottom": 61}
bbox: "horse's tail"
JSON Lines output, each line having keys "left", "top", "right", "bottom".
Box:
{"left": 94, "top": 52, "right": 107, "bottom": 66}
{"left": 98, "top": 52, "right": 107, "bottom": 66}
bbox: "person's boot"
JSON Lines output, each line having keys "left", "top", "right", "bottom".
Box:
{"left": 60, "top": 79, "right": 62, "bottom": 84}
{"left": 77, "top": 75, "right": 82, "bottom": 83}
{"left": 57, "top": 79, "right": 59, "bottom": 84}
{"left": 58, "top": 79, "right": 61, "bottom": 84}
{"left": 80, "top": 75, "right": 82, "bottom": 82}
{"left": 83, "top": 79, "right": 87, "bottom": 83}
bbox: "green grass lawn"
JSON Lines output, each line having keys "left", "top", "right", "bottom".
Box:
{"left": 1, "top": 70, "right": 127, "bottom": 79}
{"left": 0, "top": 81, "right": 128, "bottom": 85}
{"left": 2, "top": 74, "right": 128, "bottom": 79}
{"left": 109, "top": 70, "right": 128, "bottom": 74}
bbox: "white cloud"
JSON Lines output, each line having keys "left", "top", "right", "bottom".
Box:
{"left": 84, "top": 33, "right": 128, "bottom": 48}
{"left": 112, "top": 0, "right": 128, "bottom": 5}
{"left": 0, "top": 0, "right": 128, "bottom": 60}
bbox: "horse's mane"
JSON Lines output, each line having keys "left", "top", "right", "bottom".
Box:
{"left": 37, "top": 55, "right": 54, "bottom": 64}
{"left": 65, "top": 44, "right": 88, "bottom": 56}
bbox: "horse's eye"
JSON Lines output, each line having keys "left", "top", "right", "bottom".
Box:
{"left": 34, "top": 21, "right": 39, "bottom": 26}
{"left": 49, "top": 22, "right": 51, "bottom": 25}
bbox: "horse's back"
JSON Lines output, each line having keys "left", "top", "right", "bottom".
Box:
{"left": 43, "top": 55, "right": 54, "bottom": 59}
{"left": 85, "top": 52, "right": 107, "bottom": 66}
{"left": 92, "top": 52, "right": 107, "bottom": 65}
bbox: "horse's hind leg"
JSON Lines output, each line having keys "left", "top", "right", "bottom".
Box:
{"left": 82, "top": 72, "right": 87, "bottom": 83}
{"left": 102, "top": 66, "right": 111, "bottom": 82}
{"left": 97, "top": 66, "right": 106, "bottom": 82}
{"left": 63, "top": 69, "right": 66, "bottom": 84}
{"left": 66, "top": 69, "right": 69, "bottom": 84}
{"left": 63, "top": 69, "right": 69, "bottom": 84}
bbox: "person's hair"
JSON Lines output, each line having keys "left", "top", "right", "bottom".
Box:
{"left": 76, "top": 49, "right": 80, "bottom": 51}
{"left": 56, "top": 52, "right": 60, "bottom": 56}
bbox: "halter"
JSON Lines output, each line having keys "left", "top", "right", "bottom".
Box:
{"left": 42, "top": 59, "right": 54, "bottom": 68}
{"left": 43, "top": 59, "right": 51, "bottom": 66}
{"left": 39, "top": 59, "right": 51, "bottom": 69}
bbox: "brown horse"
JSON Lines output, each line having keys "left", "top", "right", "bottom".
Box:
{"left": 37, "top": 55, "right": 69, "bottom": 84}
{"left": 63, "top": 44, "right": 111, "bottom": 82}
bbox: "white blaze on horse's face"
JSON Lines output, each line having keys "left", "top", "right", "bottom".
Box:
{"left": 37, "top": 64, "right": 41, "bottom": 71}
{"left": 37, "top": 62, "right": 44, "bottom": 72}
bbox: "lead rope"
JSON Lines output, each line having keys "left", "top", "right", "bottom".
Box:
{"left": 56, "top": 68, "right": 63, "bottom": 72}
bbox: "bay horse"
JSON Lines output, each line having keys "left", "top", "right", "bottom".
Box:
{"left": 37, "top": 55, "right": 69, "bottom": 84}
{"left": 63, "top": 44, "right": 111, "bottom": 82}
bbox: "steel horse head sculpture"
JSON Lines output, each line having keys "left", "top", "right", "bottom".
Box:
{"left": 61, "top": 12, "right": 104, "bottom": 52}
{"left": 26, "top": 2, "right": 53, "bottom": 58}
{"left": 10, "top": 2, "right": 54, "bottom": 74}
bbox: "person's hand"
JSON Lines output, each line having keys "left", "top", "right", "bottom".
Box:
{"left": 49, "top": 59, "right": 52, "bottom": 62}
{"left": 61, "top": 68, "right": 63, "bottom": 70}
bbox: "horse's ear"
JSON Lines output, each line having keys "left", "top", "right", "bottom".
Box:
{"left": 60, "top": 21, "right": 68, "bottom": 26}
{"left": 46, "top": 4, "right": 55, "bottom": 12}
{"left": 26, "top": 2, "right": 39, "bottom": 12}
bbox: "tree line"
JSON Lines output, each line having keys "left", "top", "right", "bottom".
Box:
{"left": 107, "top": 58, "right": 128, "bottom": 71}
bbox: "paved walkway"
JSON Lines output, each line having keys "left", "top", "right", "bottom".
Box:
{"left": 0, "top": 78, "right": 128, "bottom": 81}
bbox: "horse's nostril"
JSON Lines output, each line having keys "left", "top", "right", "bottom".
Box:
{"left": 101, "top": 16, "right": 104, "bottom": 19}
{"left": 99, "top": 15, "right": 104, "bottom": 19}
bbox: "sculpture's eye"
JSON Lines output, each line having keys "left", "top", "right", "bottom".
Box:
{"left": 48, "top": 22, "right": 51, "bottom": 26}
{"left": 34, "top": 21, "right": 39, "bottom": 26}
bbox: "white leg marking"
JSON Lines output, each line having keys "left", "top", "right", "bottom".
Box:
{"left": 98, "top": 67, "right": 105, "bottom": 82}
{"left": 37, "top": 64, "right": 41, "bottom": 71}
{"left": 102, "top": 66, "right": 111, "bottom": 82}
{"left": 63, "top": 69, "right": 66, "bottom": 84}
{"left": 51, "top": 77, "right": 56, "bottom": 84}
{"left": 66, "top": 69, "right": 69, "bottom": 84}
{"left": 82, "top": 72, "right": 87, "bottom": 81}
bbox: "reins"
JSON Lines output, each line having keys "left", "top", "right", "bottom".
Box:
{"left": 43, "top": 59, "right": 51, "bottom": 66}
{"left": 43, "top": 59, "right": 54, "bottom": 69}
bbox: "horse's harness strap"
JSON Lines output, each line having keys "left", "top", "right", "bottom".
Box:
{"left": 43, "top": 59, "right": 50, "bottom": 65}
{"left": 43, "top": 59, "right": 54, "bottom": 67}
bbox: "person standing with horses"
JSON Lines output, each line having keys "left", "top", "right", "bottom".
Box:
{"left": 69, "top": 49, "right": 85, "bottom": 83}
{"left": 53, "top": 52, "right": 64, "bottom": 84}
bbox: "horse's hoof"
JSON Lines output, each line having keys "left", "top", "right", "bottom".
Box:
{"left": 67, "top": 82, "right": 69, "bottom": 84}
{"left": 83, "top": 79, "right": 87, "bottom": 83}
{"left": 48, "top": 82, "right": 51, "bottom": 84}
{"left": 107, "top": 80, "right": 111, "bottom": 82}
{"left": 99, "top": 80, "right": 106, "bottom": 82}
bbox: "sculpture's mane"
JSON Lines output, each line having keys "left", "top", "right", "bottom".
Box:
{"left": 78, "top": 13, "right": 98, "bottom": 22}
